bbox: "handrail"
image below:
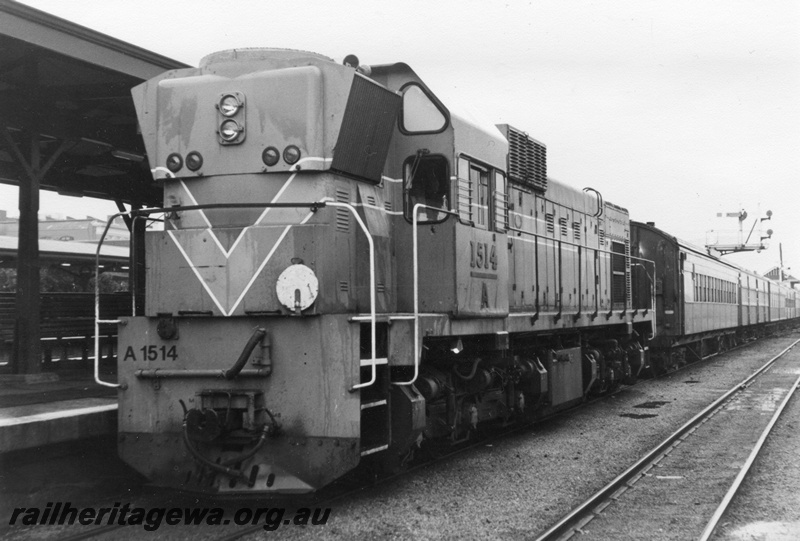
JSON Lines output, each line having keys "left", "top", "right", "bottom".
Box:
{"left": 393, "top": 204, "right": 458, "bottom": 387}
{"left": 506, "top": 223, "right": 656, "bottom": 316}
{"left": 94, "top": 215, "right": 126, "bottom": 388}
{"left": 631, "top": 261, "right": 657, "bottom": 339}
{"left": 323, "top": 201, "right": 378, "bottom": 391}
{"left": 93, "top": 201, "right": 340, "bottom": 390}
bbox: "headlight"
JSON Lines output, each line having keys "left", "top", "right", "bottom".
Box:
{"left": 166, "top": 153, "right": 183, "bottom": 173}
{"left": 283, "top": 145, "right": 301, "bottom": 165}
{"left": 219, "top": 120, "right": 243, "bottom": 142}
{"left": 262, "top": 147, "right": 280, "bottom": 167}
{"left": 218, "top": 94, "right": 242, "bottom": 117}
{"left": 186, "top": 151, "right": 203, "bottom": 171}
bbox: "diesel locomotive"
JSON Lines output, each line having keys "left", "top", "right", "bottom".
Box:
{"left": 105, "top": 48, "right": 795, "bottom": 494}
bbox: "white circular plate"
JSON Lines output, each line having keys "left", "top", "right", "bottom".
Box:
{"left": 276, "top": 264, "right": 319, "bottom": 311}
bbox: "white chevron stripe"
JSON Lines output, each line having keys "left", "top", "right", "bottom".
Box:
{"left": 166, "top": 229, "right": 228, "bottom": 316}
{"left": 165, "top": 158, "right": 335, "bottom": 315}
{"left": 226, "top": 196, "right": 334, "bottom": 316}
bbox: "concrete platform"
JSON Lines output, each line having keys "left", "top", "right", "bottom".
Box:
{"left": 0, "top": 369, "right": 118, "bottom": 453}
{"left": 0, "top": 397, "right": 116, "bottom": 453}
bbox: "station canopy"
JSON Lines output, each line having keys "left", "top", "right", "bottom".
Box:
{"left": 0, "top": 0, "right": 188, "bottom": 206}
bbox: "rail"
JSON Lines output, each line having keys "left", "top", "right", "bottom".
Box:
{"left": 534, "top": 337, "right": 800, "bottom": 541}
{"left": 699, "top": 344, "right": 800, "bottom": 540}
{"left": 93, "top": 201, "right": 379, "bottom": 391}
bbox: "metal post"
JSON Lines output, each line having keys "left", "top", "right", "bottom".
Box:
{"left": 14, "top": 133, "right": 41, "bottom": 375}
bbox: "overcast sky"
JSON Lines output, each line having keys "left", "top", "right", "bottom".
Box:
{"left": 6, "top": 0, "right": 800, "bottom": 276}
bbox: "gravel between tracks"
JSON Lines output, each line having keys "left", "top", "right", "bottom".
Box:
{"left": 710, "top": 337, "right": 800, "bottom": 541}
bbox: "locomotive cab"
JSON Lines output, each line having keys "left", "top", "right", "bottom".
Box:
{"left": 119, "top": 49, "right": 405, "bottom": 493}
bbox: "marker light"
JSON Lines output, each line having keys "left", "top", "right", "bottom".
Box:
{"left": 219, "top": 120, "right": 243, "bottom": 142}
{"left": 283, "top": 145, "right": 301, "bottom": 165}
{"left": 186, "top": 151, "right": 203, "bottom": 171}
{"left": 166, "top": 153, "right": 183, "bottom": 173}
{"left": 218, "top": 94, "right": 242, "bottom": 117}
{"left": 262, "top": 147, "right": 280, "bottom": 167}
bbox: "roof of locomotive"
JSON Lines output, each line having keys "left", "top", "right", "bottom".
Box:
{"left": 544, "top": 176, "right": 628, "bottom": 218}
{"left": 449, "top": 107, "right": 508, "bottom": 171}
{"left": 199, "top": 48, "right": 336, "bottom": 68}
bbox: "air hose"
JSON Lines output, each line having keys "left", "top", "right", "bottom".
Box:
{"left": 182, "top": 421, "right": 271, "bottom": 481}
{"left": 224, "top": 327, "right": 267, "bottom": 380}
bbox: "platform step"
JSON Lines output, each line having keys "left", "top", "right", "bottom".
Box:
{"left": 360, "top": 444, "right": 389, "bottom": 457}
{"left": 360, "top": 357, "right": 388, "bottom": 367}
{"left": 361, "top": 399, "right": 387, "bottom": 410}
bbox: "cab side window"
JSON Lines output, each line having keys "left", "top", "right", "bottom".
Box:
{"left": 457, "top": 155, "right": 507, "bottom": 232}
{"left": 400, "top": 84, "right": 448, "bottom": 134}
{"left": 404, "top": 155, "right": 449, "bottom": 223}
{"left": 471, "top": 164, "right": 489, "bottom": 228}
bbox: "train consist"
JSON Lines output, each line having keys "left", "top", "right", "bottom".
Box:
{"left": 631, "top": 221, "right": 797, "bottom": 371}
{"left": 112, "top": 49, "right": 798, "bottom": 494}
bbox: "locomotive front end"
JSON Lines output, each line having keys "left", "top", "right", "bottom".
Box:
{"left": 118, "top": 49, "right": 399, "bottom": 493}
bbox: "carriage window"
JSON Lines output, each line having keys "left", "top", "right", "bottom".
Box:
{"left": 400, "top": 84, "right": 447, "bottom": 134}
{"left": 404, "top": 155, "right": 449, "bottom": 223}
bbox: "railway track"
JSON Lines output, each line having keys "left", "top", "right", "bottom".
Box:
{"left": 10, "top": 334, "right": 794, "bottom": 541}
{"left": 534, "top": 337, "right": 800, "bottom": 541}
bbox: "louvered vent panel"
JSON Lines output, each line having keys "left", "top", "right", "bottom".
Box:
{"left": 545, "top": 214, "right": 555, "bottom": 235}
{"left": 335, "top": 188, "right": 350, "bottom": 232}
{"left": 384, "top": 201, "right": 392, "bottom": 212}
{"left": 497, "top": 124, "right": 547, "bottom": 192}
{"left": 573, "top": 222, "right": 582, "bottom": 243}
{"left": 559, "top": 217, "right": 568, "bottom": 237}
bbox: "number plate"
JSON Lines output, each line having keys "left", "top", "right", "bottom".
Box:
{"left": 122, "top": 344, "right": 178, "bottom": 362}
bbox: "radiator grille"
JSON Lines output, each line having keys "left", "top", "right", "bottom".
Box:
{"left": 497, "top": 124, "right": 547, "bottom": 192}
{"left": 611, "top": 241, "right": 628, "bottom": 310}
{"left": 625, "top": 237, "right": 632, "bottom": 310}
